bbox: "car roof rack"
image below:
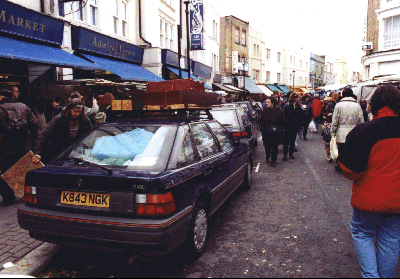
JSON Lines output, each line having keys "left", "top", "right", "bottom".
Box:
{"left": 108, "top": 102, "right": 214, "bottom": 122}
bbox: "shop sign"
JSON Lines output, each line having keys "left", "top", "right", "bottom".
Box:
{"left": 232, "top": 51, "right": 238, "bottom": 74}
{"left": 161, "top": 49, "right": 189, "bottom": 70}
{"left": 0, "top": 0, "right": 63, "bottom": 45}
{"left": 193, "top": 61, "right": 212, "bottom": 79}
{"left": 72, "top": 27, "right": 144, "bottom": 64}
{"left": 189, "top": 0, "right": 204, "bottom": 50}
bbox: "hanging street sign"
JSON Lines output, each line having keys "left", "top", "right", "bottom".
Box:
{"left": 189, "top": 0, "right": 204, "bottom": 50}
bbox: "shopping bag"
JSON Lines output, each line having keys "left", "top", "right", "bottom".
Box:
{"left": 1, "top": 151, "right": 44, "bottom": 198}
{"left": 308, "top": 121, "right": 317, "bottom": 133}
{"left": 330, "top": 137, "right": 339, "bottom": 160}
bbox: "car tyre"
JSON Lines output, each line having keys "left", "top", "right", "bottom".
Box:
{"left": 185, "top": 201, "right": 209, "bottom": 258}
{"left": 242, "top": 162, "right": 253, "bottom": 191}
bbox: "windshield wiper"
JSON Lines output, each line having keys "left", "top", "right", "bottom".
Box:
{"left": 58, "top": 157, "right": 113, "bottom": 175}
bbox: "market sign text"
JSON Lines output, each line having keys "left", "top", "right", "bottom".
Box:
{"left": 0, "top": 0, "right": 63, "bottom": 45}
{"left": 72, "top": 27, "right": 144, "bottom": 64}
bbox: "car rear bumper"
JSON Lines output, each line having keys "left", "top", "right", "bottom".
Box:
{"left": 18, "top": 205, "right": 193, "bottom": 256}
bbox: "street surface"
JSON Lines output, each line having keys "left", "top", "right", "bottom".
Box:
{"left": 36, "top": 129, "right": 366, "bottom": 278}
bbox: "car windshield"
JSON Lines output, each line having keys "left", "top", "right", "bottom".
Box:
{"left": 54, "top": 125, "right": 177, "bottom": 171}
{"left": 210, "top": 110, "right": 239, "bottom": 127}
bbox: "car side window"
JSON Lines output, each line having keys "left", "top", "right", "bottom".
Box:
{"left": 190, "top": 123, "right": 219, "bottom": 160}
{"left": 168, "top": 126, "right": 197, "bottom": 169}
{"left": 207, "top": 121, "right": 235, "bottom": 152}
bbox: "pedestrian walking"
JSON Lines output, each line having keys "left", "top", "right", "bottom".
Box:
{"left": 331, "top": 88, "right": 364, "bottom": 172}
{"left": 338, "top": 84, "right": 400, "bottom": 278}
{"left": 282, "top": 93, "right": 302, "bottom": 161}
{"left": 32, "top": 97, "right": 93, "bottom": 165}
{"left": 259, "top": 97, "right": 284, "bottom": 167}
{"left": 95, "top": 92, "right": 114, "bottom": 125}
{"left": 0, "top": 89, "right": 38, "bottom": 205}
{"left": 51, "top": 98, "right": 63, "bottom": 120}
{"left": 321, "top": 109, "right": 333, "bottom": 163}
{"left": 312, "top": 94, "right": 323, "bottom": 131}
{"left": 300, "top": 95, "right": 314, "bottom": 140}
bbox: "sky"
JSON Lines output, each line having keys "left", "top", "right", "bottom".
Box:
{"left": 212, "top": 0, "right": 368, "bottom": 71}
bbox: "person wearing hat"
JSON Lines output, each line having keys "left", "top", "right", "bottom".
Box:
{"left": 32, "top": 98, "right": 93, "bottom": 165}
{"left": 0, "top": 89, "right": 38, "bottom": 206}
{"left": 54, "top": 92, "right": 99, "bottom": 121}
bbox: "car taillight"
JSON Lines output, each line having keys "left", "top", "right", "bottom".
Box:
{"left": 24, "top": 186, "right": 37, "bottom": 205}
{"left": 232, "top": 132, "right": 248, "bottom": 138}
{"left": 135, "top": 193, "right": 176, "bottom": 216}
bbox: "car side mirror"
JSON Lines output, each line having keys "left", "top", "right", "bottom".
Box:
{"left": 239, "top": 138, "right": 250, "bottom": 147}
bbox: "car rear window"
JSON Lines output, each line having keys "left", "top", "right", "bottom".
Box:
{"left": 210, "top": 110, "right": 239, "bottom": 127}
{"left": 55, "top": 125, "right": 177, "bottom": 171}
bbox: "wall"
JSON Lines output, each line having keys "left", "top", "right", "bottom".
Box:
{"left": 249, "top": 27, "right": 263, "bottom": 83}
{"left": 264, "top": 42, "right": 284, "bottom": 84}
{"left": 283, "top": 46, "right": 310, "bottom": 87}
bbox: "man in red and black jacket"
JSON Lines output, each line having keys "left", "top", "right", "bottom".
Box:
{"left": 338, "top": 84, "right": 400, "bottom": 278}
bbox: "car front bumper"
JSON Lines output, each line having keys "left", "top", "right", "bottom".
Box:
{"left": 18, "top": 205, "right": 193, "bottom": 256}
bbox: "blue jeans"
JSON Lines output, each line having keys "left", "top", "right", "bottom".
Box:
{"left": 351, "top": 208, "right": 400, "bottom": 278}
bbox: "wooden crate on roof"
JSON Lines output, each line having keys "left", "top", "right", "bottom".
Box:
{"left": 147, "top": 79, "right": 205, "bottom": 93}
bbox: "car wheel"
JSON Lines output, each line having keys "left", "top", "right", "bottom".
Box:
{"left": 242, "top": 162, "right": 253, "bottom": 191}
{"left": 185, "top": 201, "right": 209, "bottom": 257}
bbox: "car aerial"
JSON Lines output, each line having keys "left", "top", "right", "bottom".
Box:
{"left": 209, "top": 106, "right": 258, "bottom": 148}
{"left": 18, "top": 108, "right": 253, "bottom": 257}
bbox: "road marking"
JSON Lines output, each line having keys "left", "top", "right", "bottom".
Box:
{"left": 255, "top": 163, "right": 260, "bottom": 173}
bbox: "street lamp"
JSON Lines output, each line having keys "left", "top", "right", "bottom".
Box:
{"left": 184, "top": 1, "right": 191, "bottom": 79}
{"left": 292, "top": 70, "right": 295, "bottom": 91}
{"left": 242, "top": 54, "right": 246, "bottom": 100}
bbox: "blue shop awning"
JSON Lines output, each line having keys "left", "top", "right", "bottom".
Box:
{"left": 0, "top": 36, "right": 103, "bottom": 70}
{"left": 244, "top": 77, "right": 264, "bottom": 94}
{"left": 265, "top": 84, "right": 282, "bottom": 92}
{"left": 167, "top": 67, "right": 212, "bottom": 90}
{"left": 275, "top": 84, "right": 291, "bottom": 93}
{"left": 81, "top": 54, "right": 165, "bottom": 82}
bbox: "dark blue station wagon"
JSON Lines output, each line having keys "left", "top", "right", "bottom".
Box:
{"left": 18, "top": 111, "right": 253, "bottom": 256}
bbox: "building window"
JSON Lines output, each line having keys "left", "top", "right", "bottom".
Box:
{"left": 113, "top": 0, "right": 119, "bottom": 34}
{"left": 266, "top": 49, "right": 271, "bottom": 60}
{"left": 257, "top": 45, "right": 260, "bottom": 57}
{"left": 89, "top": 0, "right": 98, "bottom": 26}
{"left": 241, "top": 30, "right": 246, "bottom": 46}
{"left": 277, "top": 73, "right": 281, "bottom": 83}
{"left": 170, "top": 24, "right": 174, "bottom": 50}
{"left": 235, "top": 27, "right": 240, "bottom": 44}
{"left": 122, "top": 1, "right": 127, "bottom": 37}
{"left": 266, "top": 71, "right": 270, "bottom": 82}
{"left": 384, "top": 15, "right": 400, "bottom": 49}
{"left": 277, "top": 52, "right": 281, "bottom": 63}
{"left": 213, "top": 20, "right": 218, "bottom": 40}
{"left": 165, "top": 21, "right": 169, "bottom": 49}
{"left": 160, "top": 18, "right": 164, "bottom": 48}
{"left": 73, "top": 1, "right": 84, "bottom": 21}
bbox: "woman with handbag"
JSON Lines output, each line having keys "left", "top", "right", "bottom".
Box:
{"left": 259, "top": 97, "right": 284, "bottom": 167}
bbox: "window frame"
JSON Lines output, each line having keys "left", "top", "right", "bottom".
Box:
{"left": 235, "top": 27, "right": 240, "bottom": 44}
{"left": 88, "top": 0, "right": 99, "bottom": 27}
{"left": 241, "top": 30, "right": 247, "bottom": 46}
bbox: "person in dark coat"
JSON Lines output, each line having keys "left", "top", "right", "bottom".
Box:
{"left": 0, "top": 89, "right": 38, "bottom": 205}
{"left": 32, "top": 98, "right": 93, "bottom": 165}
{"left": 282, "top": 93, "right": 302, "bottom": 161}
{"left": 259, "top": 97, "right": 284, "bottom": 167}
{"left": 300, "top": 95, "right": 314, "bottom": 140}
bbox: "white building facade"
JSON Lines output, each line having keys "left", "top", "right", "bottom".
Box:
{"left": 263, "top": 43, "right": 284, "bottom": 85}
{"left": 362, "top": 0, "right": 400, "bottom": 79}
{"left": 141, "top": 0, "right": 219, "bottom": 86}
{"left": 248, "top": 27, "right": 264, "bottom": 83}
{"left": 282, "top": 47, "right": 310, "bottom": 88}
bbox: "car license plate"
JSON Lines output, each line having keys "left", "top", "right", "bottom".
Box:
{"left": 61, "top": 192, "right": 110, "bottom": 208}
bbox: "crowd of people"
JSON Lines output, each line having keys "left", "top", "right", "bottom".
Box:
{"left": 0, "top": 88, "right": 114, "bottom": 205}
{"left": 258, "top": 85, "right": 400, "bottom": 278}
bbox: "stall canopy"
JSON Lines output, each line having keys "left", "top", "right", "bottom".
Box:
{"left": 265, "top": 84, "right": 281, "bottom": 92}
{"left": 276, "top": 84, "right": 291, "bottom": 94}
{"left": 167, "top": 67, "right": 212, "bottom": 89}
{"left": 213, "top": 83, "right": 242, "bottom": 93}
{"left": 0, "top": 36, "right": 103, "bottom": 71}
{"left": 257, "top": 85, "right": 274, "bottom": 96}
{"left": 244, "top": 77, "right": 264, "bottom": 94}
{"left": 81, "top": 54, "right": 165, "bottom": 82}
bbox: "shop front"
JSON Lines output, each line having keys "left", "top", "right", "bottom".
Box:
{"left": 0, "top": 0, "right": 102, "bottom": 104}
{"left": 161, "top": 49, "right": 212, "bottom": 90}
{"left": 71, "top": 27, "right": 164, "bottom": 83}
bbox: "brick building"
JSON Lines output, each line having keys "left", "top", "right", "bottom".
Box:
{"left": 219, "top": 15, "right": 249, "bottom": 77}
